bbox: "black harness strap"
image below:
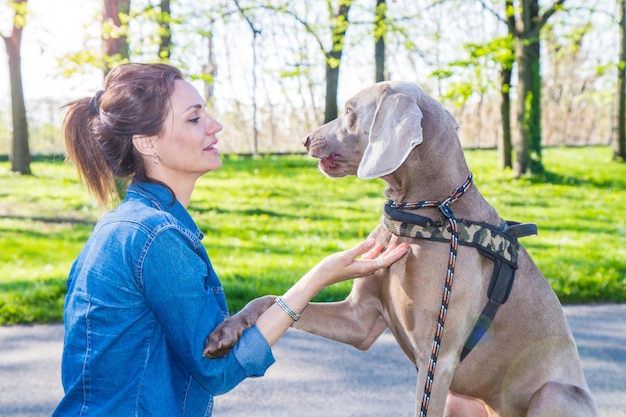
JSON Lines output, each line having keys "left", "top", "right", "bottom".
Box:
{"left": 382, "top": 203, "right": 538, "bottom": 362}
{"left": 459, "top": 221, "right": 537, "bottom": 360}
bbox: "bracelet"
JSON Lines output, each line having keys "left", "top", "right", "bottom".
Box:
{"left": 275, "top": 296, "right": 301, "bottom": 321}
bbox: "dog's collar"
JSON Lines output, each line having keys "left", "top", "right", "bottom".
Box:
{"left": 387, "top": 173, "right": 473, "bottom": 219}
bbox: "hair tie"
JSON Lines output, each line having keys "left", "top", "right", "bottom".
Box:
{"left": 88, "top": 90, "right": 104, "bottom": 116}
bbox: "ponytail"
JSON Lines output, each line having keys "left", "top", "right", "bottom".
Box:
{"left": 62, "top": 97, "right": 119, "bottom": 208}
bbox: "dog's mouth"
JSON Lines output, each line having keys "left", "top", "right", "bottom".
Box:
{"left": 303, "top": 135, "right": 343, "bottom": 174}
{"left": 319, "top": 153, "right": 340, "bottom": 170}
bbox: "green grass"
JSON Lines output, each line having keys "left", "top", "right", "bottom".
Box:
{"left": 1, "top": 147, "right": 624, "bottom": 325}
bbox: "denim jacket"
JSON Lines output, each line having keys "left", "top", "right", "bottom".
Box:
{"left": 53, "top": 182, "right": 275, "bottom": 417}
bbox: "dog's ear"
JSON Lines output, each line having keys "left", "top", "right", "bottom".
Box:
{"left": 357, "top": 87, "right": 424, "bottom": 179}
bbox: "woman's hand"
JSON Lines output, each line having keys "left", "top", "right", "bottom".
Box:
{"left": 313, "top": 239, "right": 410, "bottom": 287}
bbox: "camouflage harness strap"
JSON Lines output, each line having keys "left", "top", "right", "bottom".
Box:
{"left": 382, "top": 204, "right": 529, "bottom": 268}
{"left": 383, "top": 175, "right": 537, "bottom": 417}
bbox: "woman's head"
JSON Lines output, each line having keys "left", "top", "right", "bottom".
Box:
{"left": 63, "top": 63, "right": 185, "bottom": 207}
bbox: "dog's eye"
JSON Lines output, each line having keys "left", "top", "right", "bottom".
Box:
{"left": 344, "top": 107, "right": 357, "bottom": 130}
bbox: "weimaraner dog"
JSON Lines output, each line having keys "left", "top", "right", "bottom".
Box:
{"left": 205, "top": 82, "right": 598, "bottom": 417}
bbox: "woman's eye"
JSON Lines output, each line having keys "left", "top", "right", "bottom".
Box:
{"left": 189, "top": 117, "right": 200, "bottom": 123}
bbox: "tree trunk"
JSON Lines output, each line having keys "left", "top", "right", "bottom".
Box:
{"left": 374, "top": 0, "right": 386, "bottom": 82}
{"left": 498, "top": 0, "right": 516, "bottom": 170}
{"left": 514, "top": 39, "right": 531, "bottom": 175}
{"left": 203, "top": 21, "right": 217, "bottom": 114}
{"left": 158, "top": 0, "right": 171, "bottom": 61}
{"left": 233, "top": 0, "right": 261, "bottom": 155}
{"left": 325, "top": 63, "right": 340, "bottom": 122}
{"left": 615, "top": 0, "right": 626, "bottom": 161}
{"left": 514, "top": 31, "right": 543, "bottom": 175}
{"left": 499, "top": 66, "right": 512, "bottom": 170}
{"left": 2, "top": 0, "right": 31, "bottom": 175}
{"left": 512, "top": 0, "right": 562, "bottom": 176}
{"left": 324, "top": 0, "right": 353, "bottom": 123}
{"left": 527, "top": 30, "right": 543, "bottom": 174}
{"left": 103, "top": 0, "right": 131, "bottom": 75}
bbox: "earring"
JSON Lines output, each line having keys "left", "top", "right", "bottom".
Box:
{"left": 152, "top": 152, "right": 160, "bottom": 164}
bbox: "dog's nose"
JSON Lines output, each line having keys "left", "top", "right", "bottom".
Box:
{"left": 302, "top": 135, "right": 311, "bottom": 151}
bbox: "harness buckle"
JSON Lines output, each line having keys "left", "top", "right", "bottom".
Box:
{"left": 439, "top": 204, "right": 454, "bottom": 218}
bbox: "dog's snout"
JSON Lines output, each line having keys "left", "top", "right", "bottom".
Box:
{"left": 302, "top": 135, "right": 311, "bottom": 151}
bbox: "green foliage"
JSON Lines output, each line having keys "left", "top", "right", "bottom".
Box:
{"left": 1, "top": 148, "right": 624, "bottom": 325}
{"left": 8, "top": 0, "right": 28, "bottom": 29}
{"left": 431, "top": 35, "right": 515, "bottom": 107}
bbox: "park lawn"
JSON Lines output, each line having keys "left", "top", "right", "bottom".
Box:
{"left": 0, "top": 147, "right": 624, "bottom": 325}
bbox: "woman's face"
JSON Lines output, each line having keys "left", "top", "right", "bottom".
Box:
{"left": 153, "top": 79, "right": 223, "bottom": 183}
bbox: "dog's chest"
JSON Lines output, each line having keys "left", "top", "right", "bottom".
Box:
{"left": 382, "top": 248, "right": 450, "bottom": 326}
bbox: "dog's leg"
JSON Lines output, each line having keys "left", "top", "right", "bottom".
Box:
{"left": 294, "top": 299, "right": 387, "bottom": 350}
{"left": 422, "top": 373, "right": 455, "bottom": 417}
{"left": 444, "top": 393, "right": 492, "bottom": 417}
{"left": 203, "top": 295, "right": 276, "bottom": 358}
{"left": 527, "top": 381, "right": 598, "bottom": 417}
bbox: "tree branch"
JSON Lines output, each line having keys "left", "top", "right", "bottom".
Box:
{"left": 538, "top": 0, "right": 567, "bottom": 29}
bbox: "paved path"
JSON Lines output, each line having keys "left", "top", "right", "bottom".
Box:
{"left": 1, "top": 304, "right": 624, "bottom": 417}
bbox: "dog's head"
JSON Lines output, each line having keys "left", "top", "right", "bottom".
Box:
{"left": 303, "top": 81, "right": 459, "bottom": 179}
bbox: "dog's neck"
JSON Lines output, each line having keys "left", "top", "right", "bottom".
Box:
{"left": 382, "top": 156, "right": 470, "bottom": 201}
{"left": 380, "top": 152, "right": 492, "bottom": 222}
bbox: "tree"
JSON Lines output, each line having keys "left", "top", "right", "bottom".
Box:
{"left": 103, "top": 0, "right": 131, "bottom": 75}
{"left": 615, "top": 0, "right": 626, "bottom": 161}
{"left": 374, "top": 0, "right": 387, "bottom": 82}
{"left": 324, "top": 0, "right": 355, "bottom": 122}
{"left": 499, "top": 1, "right": 516, "bottom": 170}
{"left": 233, "top": 0, "right": 262, "bottom": 155}
{"left": 157, "top": 0, "right": 171, "bottom": 61}
{"left": 2, "top": 0, "right": 30, "bottom": 175}
{"left": 508, "top": 0, "right": 565, "bottom": 176}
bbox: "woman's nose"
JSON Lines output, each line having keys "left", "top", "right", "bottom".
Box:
{"left": 207, "top": 117, "right": 223, "bottom": 135}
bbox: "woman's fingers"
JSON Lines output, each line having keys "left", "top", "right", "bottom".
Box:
{"left": 322, "top": 240, "right": 410, "bottom": 283}
{"left": 373, "top": 242, "right": 410, "bottom": 270}
{"left": 338, "top": 238, "right": 379, "bottom": 263}
{"left": 355, "top": 239, "right": 409, "bottom": 262}
{"left": 347, "top": 241, "right": 409, "bottom": 277}
{"left": 361, "top": 242, "right": 385, "bottom": 260}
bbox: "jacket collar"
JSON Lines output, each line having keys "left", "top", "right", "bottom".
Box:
{"left": 126, "top": 181, "right": 204, "bottom": 240}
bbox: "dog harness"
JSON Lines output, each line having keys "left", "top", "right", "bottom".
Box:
{"left": 382, "top": 173, "right": 537, "bottom": 417}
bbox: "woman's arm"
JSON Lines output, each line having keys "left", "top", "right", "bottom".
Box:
{"left": 243, "top": 239, "right": 408, "bottom": 347}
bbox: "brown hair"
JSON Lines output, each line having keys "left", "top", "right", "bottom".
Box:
{"left": 62, "top": 63, "right": 183, "bottom": 208}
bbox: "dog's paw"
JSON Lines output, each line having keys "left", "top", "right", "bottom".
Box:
{"left": 203, "top": 295, "right": 276, "bottom": 358}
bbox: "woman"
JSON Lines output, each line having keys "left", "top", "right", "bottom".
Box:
{"left": 53, "top": 63, "right": 408, "bottom": 416}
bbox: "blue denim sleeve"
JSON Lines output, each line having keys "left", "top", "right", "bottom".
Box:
{"left": 140, "top": 225, "right": 275, "bottom": 395}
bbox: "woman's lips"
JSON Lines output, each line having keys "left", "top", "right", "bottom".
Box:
{"left": 203, "top": 140, "right": 219, "bottom": 152}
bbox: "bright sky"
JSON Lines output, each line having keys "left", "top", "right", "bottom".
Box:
{"left": 0, "top": 0, "right": 102, "bottom": 105}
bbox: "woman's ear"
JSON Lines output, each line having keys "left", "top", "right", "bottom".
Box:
{"left": 132, "top": 135, "right": 157, "bottom": 157}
